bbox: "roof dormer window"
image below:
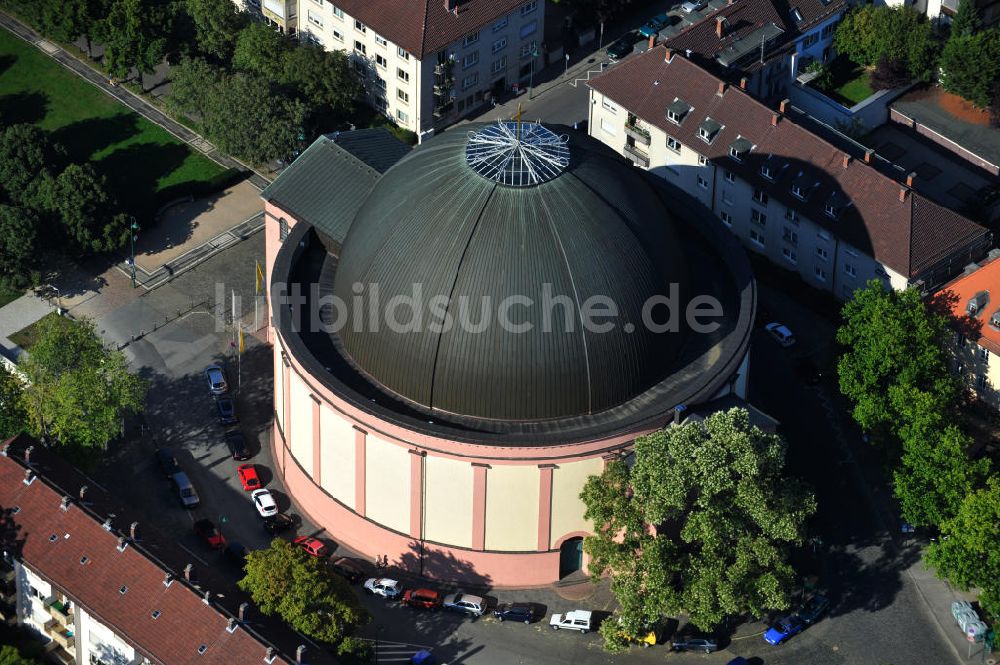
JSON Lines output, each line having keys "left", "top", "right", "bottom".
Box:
{"left": 824, "top": 202, "right": 839, "bottom": 218}
{"left": 666, "top": 98, "right": 691, "bottom": 125}
{"left": 729, "top": 137, "right": 753, "bottom": 162}
{"left": 990, "top": 309, "right": 1000, "bottom": 329}
{"left": 698, "top": 117, "right": 723, "bottom": 143}
{"left": 968, "top": 290, "right": 989, "bottom": 316}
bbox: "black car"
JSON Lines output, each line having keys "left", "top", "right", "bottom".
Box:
{"left": 493, "top": 602, "right": 536, "bottom": 624}
{"left": 224, "top": 428, "right": 250, "bottom": 460}
{"left": 215, "top": 397, "right": 238, "bottom": 425}
{"left": 224, "top": 541, "right": 249, "bottom": 567}
{"left": 330, "top": 557, "right": 365, "bottom": 584}
{"left": 607, "top": 32, "right": 638, "bottom": 61}
{"left": 671, "top": 637, "right": 718, "bottom": 653}
{"left": 797, "top": 594, "right": 830, "bottom": 624}
{"left": 262, "top": 513, "right": 296, "bottom": 534}
{"left": 155, "top": 448, "right": 180, "bottom": 477}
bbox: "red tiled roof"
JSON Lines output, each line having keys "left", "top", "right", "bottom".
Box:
{"left": 587, "top": 47, "right": 989, "bottom": 278}
{"left": 0, "top": 436, "right": 291, "bottom": 665}
{"left": 934, "top": 256, "right": 1000, "bottom": 355}
{"left": 332, "top": 0, "right": 531, "bottom": 58}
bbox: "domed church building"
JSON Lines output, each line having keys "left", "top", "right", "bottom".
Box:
{"left": 261, "top": 121, "right": 756, "bottom": 586}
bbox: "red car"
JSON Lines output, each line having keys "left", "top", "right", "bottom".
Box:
{"left": 193, "top": 519, "right": 226, "bottom": 549}
{"left": 403, "top": 588, "right": 443, "bottom": 610}
{"left": 237, "top": 464, "right": 261, "bottom": 491}
{"left": 294, "top": 536, "right": 329, "bottom": 558}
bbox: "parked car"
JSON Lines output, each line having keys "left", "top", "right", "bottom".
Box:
{"left": 549, "top": 610, "right": 592, "bottom": 633}
{"left": 364, "top": 578, "right": 403, "bottom": 599}
{"left": 193, "top": 519, "right": 225, "bottom": 549}
{"left": 204, "top": 364, "right": 228, "bottom": 395}
{"left": 155, "top": 448, "right": 179, "bottom": 477}
{"left": 606, "top": 32, "right": 638, "bottom": 61}
{"left": 224, "top": 541, "right": 249, "bottom": 567}
{"left": 293, "top": 535, "right": 329, "bottom": 558}
{"left": 262, "top": 513, "right": 296, "bottom": 534}
{"left": 251, "top": 489, "right": 278, "bottom": 517}
{"left": 797, "top": 594, "right": 830, "bottom": 624}
{"left": 403, "top": 588, "right": 443, "bottom": 610}
{"left": 764, "top": 615, "right": 805, "bottom": 645}
{"left": 680, "top": 0, "right": 708, "bottom": 12}
{"left": 443, "top": 592, "right": 486, "bottom": 616}
{"left": 330, "top": 557, "right": 365, "bottom": 584}
{"left": 237, "top": 464, "right": 261, "bottom": 491}
{"left": 170, "top": 471, "right": 199, "bottom": 509}
{"left": 225, "top": 428, "right": 251, "bottom": 461}
{"left": 765, "top": 322, "right": 796, "bottom": 347}
{"left": 494, "top": 602, "right": 536, "bottom": 624}
{"left": 215, "top": 397, "right": 237, "bottom": 425}
{"left": 638, "top": 13, "right": 669, "bottom": 37}
{"left": 671, "top": 637, "right": 718, "bottom": 653}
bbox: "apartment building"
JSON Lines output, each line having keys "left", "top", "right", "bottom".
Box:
{"left": 882, "top": 0, "right": 1000, "bottom": 29}
{"left": 297, "top": 0, "right": 544, "bottom": 138}
{"left": 663, "top": 0, "right": 846, "bottom": 104}
{"left": 587, "top": 46, "right": 991, "bottom": 299}
{"left": 0, "top": 435, "right": 304, "bottom": 665}
{"left": 934, "top": 253, "right": 1000, "bottom": 409}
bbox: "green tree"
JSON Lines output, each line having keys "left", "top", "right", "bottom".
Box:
{"left": 927, "top": 477, "right": 1000, "bottom": 620}
{"left": 0, "top": 362, "right": 26, "bottom": 440}
{"left": 834, "top": 6, "right": 938, "bottom": 80}
{"left": 166, "top": 56, "right": 224, "bottom": 119}
{"left": 951, "top": 0, "right": 981, "bottom": 37}
{"left": 98, "top": 0, "right": 169, "bottom": 87}
{"left": 232, "top": 22, "right": 290, "bottom": 80}
{"left": 281, "top": 44, "right": 359, "bottom": 121}
{"left": 38, "top": 0, "right": 103, "bottom": 55}
{"left": 0, "top": 124, "right": 62, "bottom": 209}
{"left": 836, "top": 280, "right": 956, "bottom": 436}
{"left": 41, "top": 164, "right": 125, "bottom": 253}
{"left": 20, "top": 316, "right": 146, "bottom": 449}
{"left": 0, "top": 645, "right": 37, "bottom": 665}
{"left": 239, "top": 539, "right": 368, "bottom": 647}
{"left": 0, "top": 205, "right": 38, "bottom": 277}
{"left": 184, "top": 0, "right": 247, "bottom": 61}
{"left": 203, "top": 73, "right": 305, "bottom": 164}
{"left": 940, "top": 30, "right": 1000, "bottom": 107}
{"left": 582, "top": 409, "right": 815, "bottom": 638}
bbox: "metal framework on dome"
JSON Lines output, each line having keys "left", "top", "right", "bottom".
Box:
{"left": 465, "top": 120, "right": 569, "bottom": 187}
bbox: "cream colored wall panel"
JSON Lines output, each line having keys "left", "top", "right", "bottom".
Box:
{"left": 365, "top": 435, "right": 410, "bottom": 534}
{"left": 485, "top": 465, "right": 539, "bottom": 551}
{"left": 549, "top": 458, "right": 603, "bottom": 549}
{"left": 423, "top": 456, "right": 473, "bottom": 547}
{"left": 320, "top": 406, "right": 356, "bottom": 508}
{"left": 289, "top": 374, "right": 314, "bottom": 477}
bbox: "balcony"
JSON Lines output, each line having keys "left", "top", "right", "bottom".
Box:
{"left": 43, "top": 619, "right": 74, "bottom": 652}
{"left": 44, "top": 598, "right": 70, "bottom": 627}
{"left": 434, "top": 61, "right": 454, "bottom": 76}
{"left": 624, "top": 143, "right": 650, "bottom": 167}
{"left": 624, "top": 122, "right": 651, "bottom": 146}
{"left": 47, "top": 646, "right": 73, "bottom": 665}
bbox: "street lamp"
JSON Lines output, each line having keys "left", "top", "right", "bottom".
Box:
{"left": 528, "top": 47, "right": 539, "bottom": 99}
{"left": 129, "top": 217, "right": 140, "bottom": 289}
{"left": 564, "top": 52, "right": 570, "bottom": 76}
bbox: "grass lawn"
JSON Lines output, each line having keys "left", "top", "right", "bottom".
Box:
{"left": 8, "top": 311, "right": 60, "bottom": 351}
{"left": 813, "top": 57, "right": 875, "bottom": 107}
{"left": 0, "top": 28, "right": 234, "bottom": 218}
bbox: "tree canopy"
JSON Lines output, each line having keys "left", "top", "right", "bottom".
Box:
{"left": 940, "top": 29, "right": 1000, "bottom": 108}
{"left": 98, "top": 0, "right": 170, "bottom": 83}
{"left": 834, "top": 6, "right": 939, "bottom": 81}
{"left": 41, "top": 164, "right": 125, "bottom": 253}
{"left": 185, "top": 0, "right": 247, "bottom": 61}
{"left": 0, "top": 645, "right": 38, "bottom": 665}
{"left": 280, "top": 44, "right": 359, "bottom": 123}
{"left": 582, "top": 409, "right": 815, "bottom": 646}
{"left": 0, "top": 124, "right": 62, "bottom": 210}
{"left": 951, "top": 0, "right": 981, "bottom": 38}
{"left": 232, "top": 22, "right": 291, "bottom": 81}
{"left": 20, "top": 316, "right": 146, "bottom": 449}
{"left": 0, "top": 205, "right": 38, "bottom": 278}
{"left": 239, "top": 538, "right": 368, "bottom": 648}
{"left": 0, "top": 362, "right": 26, "bottom": 441}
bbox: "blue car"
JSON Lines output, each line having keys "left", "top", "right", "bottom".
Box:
{"left": 638, "top": 14, "right": 669, "bottom": 38}
{"left": 764, "top": 615, "right": 805, "bottom": 645}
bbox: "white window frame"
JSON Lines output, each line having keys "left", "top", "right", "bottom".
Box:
{"left": 332, "top": 4, "right": 343, "bottom": 18}
{"left": 493, "top": 16, "right": 509, "bottom": 32}
{"left": 463, "top": 31, "right": 480, "bottom": 47}
{"left": 492, "top": 37, "right": 508, "bottom": 54}
{"left": 749, "top": 228, "right": 765, "bottom": 247}
{"left": 783, "top": 247, "right": 797, "bottom": 264}
{"left": 697, "top": 175, "right": 709, "bottom": 189}
{"left": 667, "top": 136, "right": 681, "bottom": 153}
{"left": 462, "top": 52, "right": 479, "bottom": 69}
{"left": 520, "top": 0, "right": 537, "bottom": 16}
{"left": 355, "top": 19, "right": 366, "bottom": 32}
{"left": 602, "top": 98, "right": 617, "bottom": 113}
{"left": 720, "top": 211, "right": 732, "bottom": 226}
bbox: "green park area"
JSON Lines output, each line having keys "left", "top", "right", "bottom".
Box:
{"left": 0, "top": 28, "right": 234, "bottom": 218}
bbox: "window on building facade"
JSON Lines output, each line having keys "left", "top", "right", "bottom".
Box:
{"left": 398, "top": 46, "right": 409, "bottom": 59}
{"left": 750, "top": 228, "right": 765, "bottom": 246}
{"left": 374, "top": 76, "right": 385, "bottom": 90}
{"left": 816, "top": 246, "right": 828, "bottom": 260}
{"left": 791, "top": 183, "right": 807, "bottom": 199}
{"left": 376, "top": 54, "right": 387, "bottom": 68}
{"left": 783, "top": 227, "right": 797, "bottom": 245}
{"left": 520, "top": 0, "right": 537, "bottom": 16}
{"left": 724, "top": 170, "right": 735, "bottom": 183}
{"left": 751, "top": 209, "right": 767, "bottom": 226}
{"left": 697, "top": 175, "right": 709, "bottom": 189}
{"left": 397, "top": 67, "right": 409, "bottom": 82}
{"left": 355, "top": 19, "right": 366, "bottom": 32}
{"left": 600, "top": 117, "right": 616, "bottom": 136}
{"left": 492, "top": 56, "right": 507, "bottom": 73}
{"left": 844, "top": 262, "right": 856, "bottom": 277}
{"left": 720, "top": 211, "right": 732, "bottom": 225}
{"left": 520, "top": 41, "right": 537, "bottom": 57}
{"left": 602, "top": 98, "right": 617, "bottom": 113}
{"left": 698, "top": 155, "right": 707, "bottom": 166}
{"left": 520, "top": 21, "right": 537, "bottom": 38}
{"left": 279, "top": 218, "right": 289, "bottom": 240}
{"left": 667, "top": 136, "right": 681, "bottom": 153}
{"left": 307, "top": 10, "right": 323, "bottom": 27}
{"left": 354, "top": 41, "right": 365, "bottom": 55}
{"left": 396, "top": 109, "right": 409, "bottom": 123}
{"left": 332, "top": 28, "right": 343, "bottom": 41}
{"left": 803, "top": 32, "right": 819, "bottom": 47}
{"left": 494, "top": 16, "right": 509, "bottom": 31}
{"left": 815, "top": 266, "right": 827, "bottom": 281}
{"left": 761, "top": 164, "right": 774, "bottom": 180}
{"left": 979, "top": 345, "right": 989, "bottom": 362}
{"left": 464, "top": 31, "right": 480, "bottom": 46}
{"left": 752, "top": 188, "right": 768, "bottom": 205}
{"left": 784, "top": 207, "right": 799, "bottom": 223}
{"left": 977, "top": 374, "right": 987, "bottom": 390}
{"left": 332, "top": 4, "right": 343, "bottom": 17}
{"left": 824, "top": 202, "right": 839, "bottom": 218}
{"left": 493, "top": 37, "right": 508, "bottom": 53}
{"left": 463, "top": 52, "right": 479, "bottom": 69}
{"left": 397, "top": 88, "right": 409, "bottom": 103}
{"left": 462, "top": 73, "right": 479, "bottom": 90}
{"left": 783, "top": 247, "right": 797, "bottom": 263}
{"left": 375, "top": 33, "right": 387, "bottom": 46}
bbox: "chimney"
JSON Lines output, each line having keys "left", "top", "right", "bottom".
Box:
{"left": 716, "top": 16, "right": 726, "bottom": 38}
{"left": 771, "top": 112, "right": 779, "bottom": 126}
{"left": 1, "top": 442, "right": 9, "bottom": 456}
{"left": 864, "top": 149, "right": 874, "bottom": 163}
{"left": 163, "top": 573, "right": 173, "bottom": 587}
{"left": 443, "top": 0, "right": 457, "bottom": 13}
{"left": 899, "top": 187, "right": 908, "bottom": 202}
{"left": 23, "top": 469, "right": 34, "bottom": 484}
{"left": 60, "top": 496, "right": 71, "bottom": 511}
{"left": 101, "top": 518, "right": 112, "bottom": 531}
{"left": 116, "top": 536, "right": 127, "bottom": 552}
{"left": 129, "top": 521, "right": 139, "bottom": 540}
{"left": 183, "top": 563, "right": 194, "bottom": 581}
{"left": 906, "top": 171, "right": 916, "bottom": 187}
{"left": 227, "top": 618, "right": 238, "bottom": 633}
{"left": 842, "top": 154, "right": 851, "bottom": 168}
{"left": 296, "top": 645, "right": 306, "bottom": 664}
{"left": 664, "top": 47, "right": 673, "bottom": 62}
{"left": 779, "top": 98, "right": 790, "bottom": 113}
{"left": 739, "top": 77, "right": 748, "bottom": 90}
{"left": 24, "top": 445, "right": 33, "bottom": 464}
{"left": 79, "top": 485, "right": 88, "bottom": 501}
{"left": 239, "top": 602, "right": 249, "bottom": 621}
{"left": 203, "top": 590, "right": 211, "bottom": 604}
{"left": 265, "top": 647, "right": 276, "bottom": 662}
{"left": 648, "top": 33, "right": 656, "bottom": 50}
{"left": 717, "top": 81, "right": 727, "bottom": 95}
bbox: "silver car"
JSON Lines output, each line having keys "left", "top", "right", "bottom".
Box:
{"left": 681, "top": 0, "right": 708, "bottom": 12}
{"left": 204, "top": 365, "right": 228, "bottom": 395}
{"left": 443, "top": 592, "right": 485, "bottom": 616}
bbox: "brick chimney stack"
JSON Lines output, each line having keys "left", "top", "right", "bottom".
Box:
{"left": 842, "top": 154, "right": 851, "bottom": 168}
{"left": 130, "top": 521, "right": 139, "bottom": 540}
{"left": 184, "top": 564, "right": 194, "bottom": 581}
{"left": 771, "top": 112, "right": 779, "bottom": 126}
{"left": 202, "top": 590, "right": 211, "bottom": 605}
{"left": 739, "top": 77, "right": 748, "bottom": 90}
{"left": 779, "top": 98, "right": 790, "bottom": 113}
{"left": 716, "top": 17, "right": 726, "bottom": 38}
{"left": 79, "top": 485, "right": 88, "bottom": 501}
{"left": 906, "top": 171, "right": 916, "bottom": 187}
{"left": 717, "top": 81, "right": 727, "bottom": 95}
{"left": 864, "top": 149, "right": 874, "bottom": 163}
{"left": 239, "top": 602, "right": 249, "bottom": 621}
{"left": 648, "top": 33, "right": 656, "bottom": 50}
{"left": 899, "top": 187, "right": 908, "bottom": 202}
{"left": 24, "top": 445, "right": 33, "bottom": 464}
{"left": 664, "top": 47, "right": 673, "bottom": 62}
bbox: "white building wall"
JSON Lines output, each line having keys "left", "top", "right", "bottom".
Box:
{"left": 16, "top": 564, "right": 50, "bottom": 635}
{"left": 77, "top": 605, "right": 137, "bottom": 665}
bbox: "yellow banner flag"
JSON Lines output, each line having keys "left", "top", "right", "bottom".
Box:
{"left": 239, "top": 327, "right": 245, "bottom": 354}
{"left": 255, "top": 261, "right": 264, "bottom": 294}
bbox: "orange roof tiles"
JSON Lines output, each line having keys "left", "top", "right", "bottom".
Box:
{"left": 934, "top": 256, "right": 1000, "bottom": 355}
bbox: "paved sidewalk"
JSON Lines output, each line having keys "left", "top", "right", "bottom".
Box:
{"left": 0, "top": 293, "right": 56, "bottom": 360}
{"left": 0, "top": 11, "right": 271, "bottom": 191}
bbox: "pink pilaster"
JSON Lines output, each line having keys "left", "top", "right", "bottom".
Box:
{"left": 472, "top": 464, "right": 489, "bottom": 551}
{"left": 281, "top": 355, "right": 291, "bottom": 443}
{"left": 537, "top": 465, "right": 555, "bottom": 551}
{"left": 354, "top": 428, "right": 366, "bottom": 517}
{"left": 311, "top": 395, "right": 321, "bottom": 486}
{"left": 409, "top": 450, "right": 425, "bottom": 539}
